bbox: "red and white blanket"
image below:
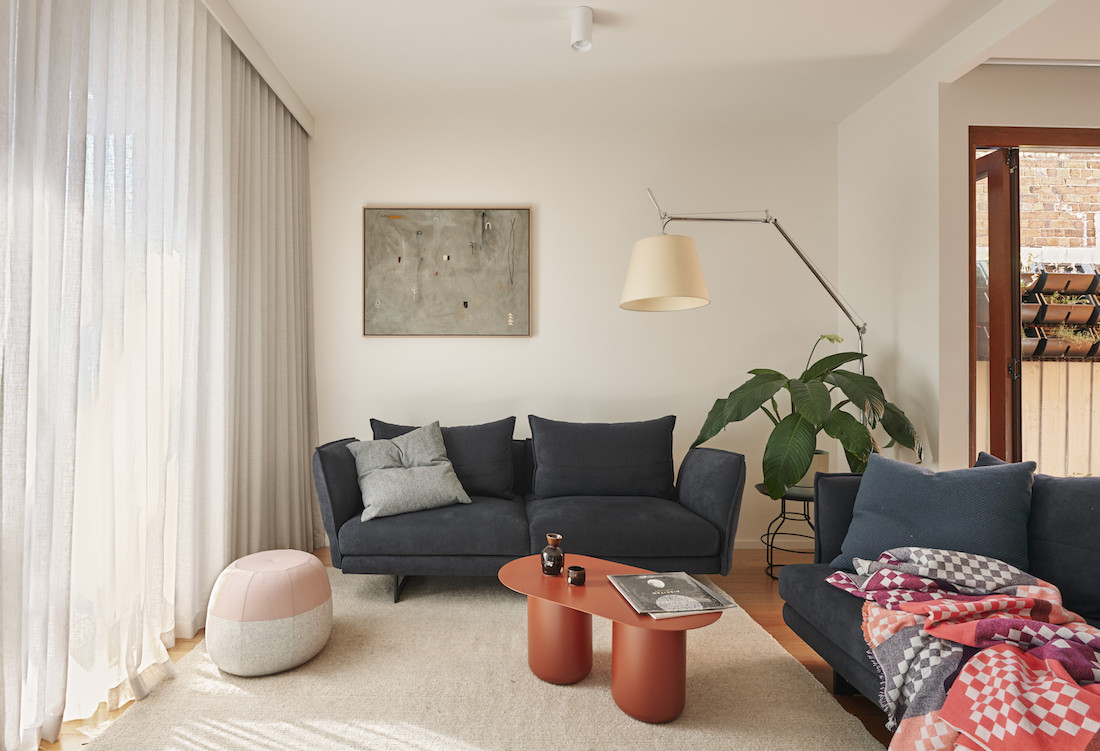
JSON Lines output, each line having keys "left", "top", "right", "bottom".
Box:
{"left": 829, "top": 547, "right": 1100, "bottom": 751}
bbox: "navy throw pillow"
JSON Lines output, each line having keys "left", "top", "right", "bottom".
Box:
{"left": 976, "top": 452, "right": 1100, "bottom": 626}
{"left": 370, "top": 417, "right": 516, "bottom": 499}
{"left": 830, "top": 453, "right": 1034, "bottom": 571}
{"left": 528, "top": 415, "right": 676, "bottom": 500}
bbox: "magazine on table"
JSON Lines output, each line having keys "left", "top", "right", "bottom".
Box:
{"left": 607, "top": 571, "right": 738, "bottom": 619}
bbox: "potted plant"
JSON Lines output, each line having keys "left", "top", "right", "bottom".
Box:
{"left": 693, "top": 334, "right": 923, "bottom": 499}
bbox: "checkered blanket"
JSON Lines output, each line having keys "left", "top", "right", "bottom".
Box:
{"left": 828, "top": 547, "right": 1100, "bottom": 750}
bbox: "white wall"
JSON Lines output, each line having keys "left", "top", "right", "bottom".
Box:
{"left": 309, "top": 117, "right": 839, "bottom": 547}
{"left": 837, "top": 0, "right": 1054, "bottom": 470}
{"left": 939, "top": 63, "right": 1100, "bottom": 463}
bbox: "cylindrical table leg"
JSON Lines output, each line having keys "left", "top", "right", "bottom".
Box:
{"left": 527, "top": 596, "right": 592, "bottom": 684}
{"left": 611, "top": 622, "right": 687, "bottom": 723}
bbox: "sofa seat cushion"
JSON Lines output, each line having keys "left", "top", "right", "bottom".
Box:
{"left": 338, "top": 496, "right": 530, "bottom": 557}
{"left": 525, "top": 496, "right": 720, "bottom": 558}
{"left": 778, "top": 563, "right": 871, "bottom": 673}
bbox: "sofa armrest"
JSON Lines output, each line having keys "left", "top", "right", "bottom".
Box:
{"left": 312, "top": 438, "right": 363, "bottom": 568}
{"left": 676, "top": 447, "right": 747, "bottom": 576}
{"left": 813, "top": 473, "right": 862, "bottom": 564}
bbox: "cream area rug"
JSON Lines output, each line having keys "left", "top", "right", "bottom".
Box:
{"left": 86, "top": 569, "right": 884, "bottom": 750}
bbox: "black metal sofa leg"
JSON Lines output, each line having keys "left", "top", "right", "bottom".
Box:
{"left": 393, "top": 574, "right": 409, "bottom": 603}
{"left": 833, "top": 670, "right": 858, "bottom": 696}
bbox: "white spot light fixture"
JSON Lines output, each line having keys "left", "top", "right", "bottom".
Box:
{"left": 570, "top": 6, "right": 593, "bottom": 52}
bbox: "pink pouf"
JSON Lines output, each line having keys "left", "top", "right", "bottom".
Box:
{"left": 206, "top": 549, "right": 333, "bottom": 677}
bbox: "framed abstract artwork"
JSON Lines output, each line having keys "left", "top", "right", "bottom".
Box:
{"left": 362, "top": 207, "right": 531, "bottom": 336}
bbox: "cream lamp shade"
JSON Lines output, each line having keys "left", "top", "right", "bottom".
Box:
{"left": 619, "top": 234, "right": 710, "bottom": 311}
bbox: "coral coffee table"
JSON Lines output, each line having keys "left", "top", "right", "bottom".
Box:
{"left": 498, "top": 554, "right": 722, "bottom": 723}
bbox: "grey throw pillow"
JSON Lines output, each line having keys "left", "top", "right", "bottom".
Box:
{"left": 830, "top": 453, "right": 1035, "bottom": 571}
{"left": 348, "top": 422, "right": 472, "bottom": 521}
{"left": 370, "top": 417, "right": 516, "bottom": 499}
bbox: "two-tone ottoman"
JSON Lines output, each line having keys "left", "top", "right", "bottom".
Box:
{"left": 206, "top": 549, "right": 333, "bottom": 677}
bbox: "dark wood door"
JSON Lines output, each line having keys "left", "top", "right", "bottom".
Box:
{"left": 975, "top": 148, "right": 1020, "bottom": 461}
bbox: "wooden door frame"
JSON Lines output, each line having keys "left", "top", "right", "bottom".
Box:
{"left": 974, "top": 148, "right": 1018, "bottom": 461}
{"left": 969, "top": 126, "right": 1100, "bottom": 463}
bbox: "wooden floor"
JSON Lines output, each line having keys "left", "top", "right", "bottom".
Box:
{"left": 42, "top": 546, "right": 891, "bottom": 749}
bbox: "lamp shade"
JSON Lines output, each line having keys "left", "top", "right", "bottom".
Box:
{"left": 620, "top": 234, "right": 710, "bottom": 311}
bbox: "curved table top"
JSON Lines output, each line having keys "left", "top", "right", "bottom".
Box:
{"left": 754, "top": 483, "right": 815, "bottom": 502}
{"left": 498, "top": 554, "right": 722, "bottom": 632}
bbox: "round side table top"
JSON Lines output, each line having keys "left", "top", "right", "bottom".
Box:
{"left": 754, "top": 483, "right": 814, "bottom": 502}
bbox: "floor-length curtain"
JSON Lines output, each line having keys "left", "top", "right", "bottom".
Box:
{"left": 1, "top": 3, "right": 89, "bottom": 748}
{"left": 2, "top": 1, "right": 319, "bottom": 746}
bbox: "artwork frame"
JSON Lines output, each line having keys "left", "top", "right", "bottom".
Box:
{"left": 362, "top": 206, "right": 531, "bottom": 337}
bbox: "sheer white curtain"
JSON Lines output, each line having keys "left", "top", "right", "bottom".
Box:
{"left": 1, "top": 1, "right": 319, "bottom": 747}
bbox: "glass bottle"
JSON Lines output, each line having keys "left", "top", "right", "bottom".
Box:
{"left": 541, "top": 533, "right": 564, "bottom": 576}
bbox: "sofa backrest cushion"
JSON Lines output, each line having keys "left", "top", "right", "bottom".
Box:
{"left": 976, "top": 452, "right": 1100, "bottom": 626}
{"left": 528, "top": 415, "right": 676, "bottom": 500}
{"left": 829, "top": 453, "right": 1034, "bottom": 571}
{"left": 371, "top": 417, "right": 516, "bottom": 499}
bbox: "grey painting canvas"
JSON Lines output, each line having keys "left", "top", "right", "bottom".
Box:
{"left": 363, "top": 207, "right": 531, "bottom": 336}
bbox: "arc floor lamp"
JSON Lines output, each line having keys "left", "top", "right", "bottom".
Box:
{"left": 620, "top": 189, "right": 867, "bottom": 368}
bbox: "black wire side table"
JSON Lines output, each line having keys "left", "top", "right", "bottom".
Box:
{"left": 755, "top": 483, "right": 815, "bottom": 579}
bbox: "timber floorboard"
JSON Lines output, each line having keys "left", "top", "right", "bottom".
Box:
{"left": 41, "top": 547, "right": 892, "bottom": 749}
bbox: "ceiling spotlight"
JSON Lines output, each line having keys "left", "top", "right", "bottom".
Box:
{"left": 570, "top": 6, "right": 593, "bottom": 52}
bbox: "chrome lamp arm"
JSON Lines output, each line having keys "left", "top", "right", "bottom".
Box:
{"left": 645, "top": 189, "right": 867, "bottom": 366}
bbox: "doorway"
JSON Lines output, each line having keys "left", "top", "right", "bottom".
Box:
{"left": 972, "top": 127, "right": 1100, "bottom": 472}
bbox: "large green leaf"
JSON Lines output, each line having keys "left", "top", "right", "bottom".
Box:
{"left": 824, "top": 370, "right": 886, "bottom": 418}
{"left": 761, "top": 413, "right": 817, "bottom": 498}
{"left": 692, "top": 371, "right": 787, "bottom": 447}
{"left": 881, "top": 400, "right": 923, "bottom": 462}
{"left": 788, "top": 378, "right": 831, "bottom": 428}
{"left": 823, "top": 408, "right": 874, "bottom": 463}
{"left": 801, "top": 351, "right": 866, "bottom": 382}
{"left": 843, "top": 448, "right": 868, "bottom": 473}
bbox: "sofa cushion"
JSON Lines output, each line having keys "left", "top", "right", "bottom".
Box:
{"left": 778, "top": 563, "right": 871, "bottom": 677}
{"left": 528, "top": 415, "right": 676, "bottom": 500}
{"left": 976, "top": 453, "right": 1100, "bottom": 626}
{"left": 830, "top": 453, "right": 1034, "bottom": 571}
{"left": 371, "top": 417, "right": 516, "bottom": 499}
{"left": 348, "top": 423, "right": 471, "bottom": 521}
{"left": 338, "top": 495, "right": 530, "bottom": 557}
{"left": 525, "top": 495, "right": 719, "bottom": 558}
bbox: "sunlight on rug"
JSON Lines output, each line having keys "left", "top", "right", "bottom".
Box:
{"left": 84, "top": 570, "right": 884, "bottom": 751}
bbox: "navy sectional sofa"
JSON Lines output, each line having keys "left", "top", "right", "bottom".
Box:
{"left": 312, "top": 416, "right": 747, "bottom": 600}
{"left": 778, "top": 456, "right": 1100, "bottom": 703}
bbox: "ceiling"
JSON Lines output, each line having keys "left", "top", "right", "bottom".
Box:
{"left": 223, "top": 0, "right": 1097, "bottom": 126}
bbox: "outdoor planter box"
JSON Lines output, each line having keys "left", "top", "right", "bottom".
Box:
{"left": 1037, "top": 293, "right": 1099, "bottom": 326}
{"left": 1038, "top": 325, "right": 1100, "bottom": 359}
{"left": 1032, "top": 263, "right": 1099, "bottom": 296}
{"left": 1020, "top": 293, "right": 1042, "bottom": 325}
{"left": 1021, "top": 325, "right": 1044, "bottom": 359}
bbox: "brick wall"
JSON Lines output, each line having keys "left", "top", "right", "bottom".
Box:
{"left": 975, "top": 151, "right": 1100, "bottom": 256}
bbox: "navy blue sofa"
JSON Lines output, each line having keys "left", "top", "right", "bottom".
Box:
{"left": 778, "top": 463, "right": 1100, "bottom": 703}
{"left": 313, "top": 416, "right": 747, "bottom": 600}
